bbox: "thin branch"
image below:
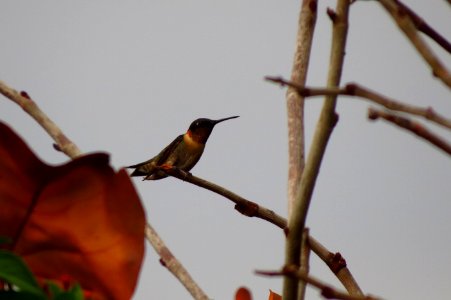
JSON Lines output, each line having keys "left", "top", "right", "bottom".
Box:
{"left": 368, "top": 108, "right": 451, "bottom": 155}
{"left": 377, "top": 0, "right": 451, "bottom": 88}
{"left": 257, "top": 266, "right": 379, "bottom": 300}
{"left": 161, "top": 168, "right": 364, "bottom": 296}
{"left": 0, "top": 81, "right": 82, "bottom": 158}
{"left": 283, "top": 0, "right": 350, "bottom": 299}
{"left": 145, "top": 223, "right": 209, "bottom": 300}
{"left": 307, "top": 236, "right": 364, "bottom": 296}
{"left": 393, "top": 0, "right": 451, "bottom": 54}
{"left": 266, "top": 76, "right": 451, "bottom": 130}
{"left": 286, "top": 0, "right": 318, "bottom": 220}
{"left": 0, "top": 79, "right": 210, "bottom": 299}
{"left": 161, "top": 168, "right": 287, "bottom": 229}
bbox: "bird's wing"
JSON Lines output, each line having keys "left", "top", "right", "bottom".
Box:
{"left": 154, "top": 134, "right": 184, "bottom": 165}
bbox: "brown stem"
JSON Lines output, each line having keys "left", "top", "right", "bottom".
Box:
{"left": 161, "top": 168, "right": 287, "bottom": 229}
{"left": 393, "top": 0, "right": 451, "bottom": 54}
{"left": 368, "top": 108, "right": 451, "bottom": 155}
{"left": 266, "top": 77, "right": 451, "bottom": 130}
{"left": 377, "top": 0, "right": 451, "bottom": 88}
{"left": 308, "top": 236, "right": 364, "bottom": 296}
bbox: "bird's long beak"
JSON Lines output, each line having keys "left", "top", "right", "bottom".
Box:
{"left": 213, "top": 116, "right": 239, "bottom": 125}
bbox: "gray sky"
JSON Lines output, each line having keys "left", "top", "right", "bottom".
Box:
{"left": 1, "top": 1, "right": 451, "bottom": 299}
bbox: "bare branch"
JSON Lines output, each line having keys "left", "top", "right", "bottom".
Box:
{"left": 307, "top": 236, "right": 364, "bottom": 296}
{"left": 377, "top": 0, "right": 451, "bottom": 88}
{"left": 266, "top": 76, "right": 451, "bottom": 130}
{"left": 368, "top": 108, "right": 451, "bottom": 155}
{"left": 257, "top": 265, "right": 379, "bottom": 300}
{"left": 145, "top": 223, "right": 209, "bottom": 300}
{"left": 161, "top": 168, "right": 287, "bottom": 229}
{"left": 0, "top": 80, "right": 82, "bottom": 158}
{"left": 286, "top": 0, "right": 318, "bottom": 220}
{"left": 283, "top": 0, "right": 350, "bottom": 298}
{"left": 393, "top": 0, "right": 451, "bottom": 54}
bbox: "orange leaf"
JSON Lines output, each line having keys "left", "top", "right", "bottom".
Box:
{"left": 268, "top": 289, "right": 282, "bottom": 300}
{"left": 0, "top": 122, "right": 146, "bottom": 300}
{"left": 235, "top": 286, "right": 252, "bottom": 300}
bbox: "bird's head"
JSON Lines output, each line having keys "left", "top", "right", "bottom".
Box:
{"left": 186, "top": 116, "right": 239, "bottom": 144}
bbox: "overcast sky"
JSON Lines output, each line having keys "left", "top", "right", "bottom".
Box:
{"left": 1, "top": 1, "right": 451, "bottom": 299}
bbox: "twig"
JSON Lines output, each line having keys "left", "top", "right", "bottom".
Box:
{"left": 307, "top": 236, "right": 363, "bottom": 296}
{"left": 368, "top": 108, "right": 451, "bottom": 155}
{"left": 393, "top": 0, "right": 451, "bottom": 54}
{"left": 377, "top": 0, "right": 451, "bottom": 88}
{"left": 145, "top": 223, "right": 209, "bottom": 300}
{"left": 266, "top": 76, "right": 451, "bottom": 130}
{"left": 161, "top": 168, "right": 287, "bottom": 229}
{"left": 0, "top": 79, "right": 210, "bottom": 299}
{"left": 286, "top": 0, "right": 318, "bottom": 220}
{"left": 256, "top": 266, "right": 379, "bottom": 300}
{"left": 283, "top": 0, "right": 350, "bottom": 299}
{"left": 0, "top": 81, "right": 82, "bottom": 158}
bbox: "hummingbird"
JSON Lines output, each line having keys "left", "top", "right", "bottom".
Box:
{"left": 127, "top": 116, "right": 239, "bottom": 180}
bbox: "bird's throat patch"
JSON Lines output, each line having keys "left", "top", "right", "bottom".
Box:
{"left": 184, "top": 131, "right": 205, "bottom": 150}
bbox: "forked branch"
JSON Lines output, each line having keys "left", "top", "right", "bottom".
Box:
{"left": 368, "top": 108, "right": 451, "bottom": 155}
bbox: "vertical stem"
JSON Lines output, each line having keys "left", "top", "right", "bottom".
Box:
{"left": 287, "top": 0, "right": 318, "bottom": 220}
{"left": 286, "top": 2, "right": 317, "bottom": 296}
{"left": 283, "top": 1, "right": 350, "bottom": 299}
{"left": 297, "top": 229, "right": 311, "bottom": 300}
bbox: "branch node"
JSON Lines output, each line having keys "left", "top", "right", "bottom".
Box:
{"left": 344, "top": 83, "right": 357, "bottom": 95}
{"left": 53, "top": 143, "right": 62, "bottom": 152}
{"left": 326, "top": 8, "right": 337, "bottom": 22}
{"left": 159, "top": 258, "right": 167, "bottom": 267}
{"left": 328, "top": 252, "right": 347, "bottom": 274}
{"left": 234, "top": 201, "right": 259, "bottom": 217}
{"left": 333, "top": 112, "right": 339, "bottom": 127}
{"left": 283, "top": 226, "right": 289, "bottom": 237}
{"left": 320, "top": 286, "right": 334, "bottom": 299}
{"left": 20, "top": 91, "right": 31, "bottom": 100}
{"left": 308, "top": 0, "right": 317, "bottom": 12}
{"left": 367, "top": 108, "right": 379, "bottom": 120}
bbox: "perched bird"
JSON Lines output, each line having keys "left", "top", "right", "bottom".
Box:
{"left": 127, "top": 116, "right": 239, "bottom": 180}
